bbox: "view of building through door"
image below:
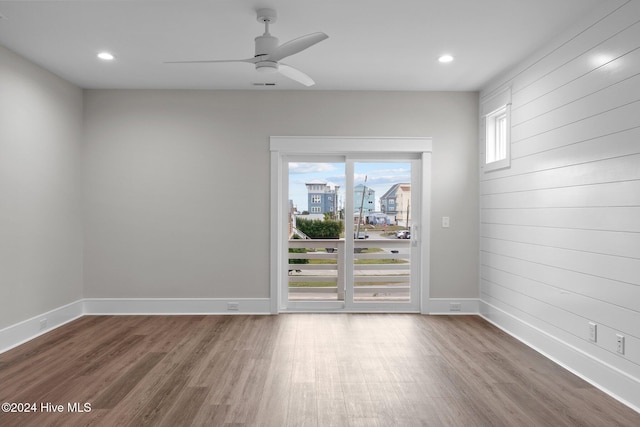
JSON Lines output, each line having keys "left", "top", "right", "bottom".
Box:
{"left": 288, "top": 161, "right": 344, "bottom": 303}
{"left": 287, "top": 160, "right": 415, "bottom": 308}
{"left": 352, "top": 161, "right": 412, "bottom": 303}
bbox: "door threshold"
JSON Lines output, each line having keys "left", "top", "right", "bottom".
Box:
{"left": 284, "top": 297, "right": 421, "bottom": 313}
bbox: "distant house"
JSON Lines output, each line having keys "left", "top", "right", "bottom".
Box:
{"left": 305, "top": 179, "right": 339, "bottom": 215}
{"left": 354, "top": 184, "right": 375, "bottom": 222}
{"left": 380, "top": 183, "right": 411, "bottom": 225}
{"left": 366, "top": 212, "right": 391, "bottom": 226}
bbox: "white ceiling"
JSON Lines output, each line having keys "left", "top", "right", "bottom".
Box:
{"left": 0, "top": 0, "right": 615, "bottom": 91}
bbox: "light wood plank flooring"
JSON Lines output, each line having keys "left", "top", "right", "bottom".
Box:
{"left": 0, "top": 314, "right": 638, "bottom": 426}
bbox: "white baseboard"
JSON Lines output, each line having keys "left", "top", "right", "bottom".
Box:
{"left": 480, "top": 300, "right": 640, "bottom": 413}
{"left": 83, "top": 297, "right": 272, "bottom": 315}
{"left": 426, "top": 298, "right": 479, "bottom": 314}
{"left": 0, "top": 300, "right": 84, "bottom": 354}
{"left": 0, "top": 298, "right": 271, "bottom": 354}
{"left": 2, "top": 297, "right": 478, "bottom": 352}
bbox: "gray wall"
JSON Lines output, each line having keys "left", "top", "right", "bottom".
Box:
{"left": 0, "top": 45, "right": 84, "bottom": 329}
{"left": 82, "top": 90, "right": 479, "bottom": 299}
{"left": 479, "top": 1, "right": 640, "bottom": 408}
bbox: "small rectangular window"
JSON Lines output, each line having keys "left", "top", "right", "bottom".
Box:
{"left": 486, "top": 106, "right": 508, "bottom": 164}
{"left": 482, "top": 87, "right": 511, "bottom": 172}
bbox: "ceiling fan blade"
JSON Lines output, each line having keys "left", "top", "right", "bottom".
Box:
{"left": 268, "top": 32, "right": 328, "bottom": 62}
{"left": 164, "top": 58, "right": 259, "bottom": 64}
{"left": 278, "top": 63, "right": 315, "bottom": 86}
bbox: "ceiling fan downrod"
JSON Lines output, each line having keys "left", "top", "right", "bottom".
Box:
{"left": 254, "top": 8, "right": 279, "bottom": 72}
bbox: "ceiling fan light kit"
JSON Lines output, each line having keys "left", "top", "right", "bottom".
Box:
{"left": 256, "top": 61, "right": 278, "bottom": 73}
{"left": 165, "top": 8, "right": 327, "bottom": 86}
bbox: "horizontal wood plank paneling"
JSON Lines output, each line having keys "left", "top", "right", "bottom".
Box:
{"left": 481, "top": 266, "right": 640, "bottom": 337}
{"left": 496, "top": 1, "right": 640, "bottom": 95}
{"left": 512, "top": 48, "right": 640, "bottom": 127}
{"left": 481, "top": 206, "right": 640, "bottom": 232}
{"left": 512, "top": 18, "right": 640, "bottom": 106}
{"left": 481, "top": 251, "right": 640, "bottom": 310}
{"left": 481, "top": 223, "right": 640, "bottom": 259}
{"left": 482, "top": 180, "right": 640, "bottom": 209}
{"left": 481, "top": 237, "right": 640, "bottom": 286}
{"left": 480, "top": 0, "right": 640, "bottom": 410}
{"left": 481, "top": 153, "right": 640, "bottom": 195}
{"left": 482, "top": 126, "right": 640, "bottom": 180}
{"left": 512, "top": 72, "right": 640, "bottom": 142}
{"left": 512, "top": 101, "right": 640, "bottom": 158}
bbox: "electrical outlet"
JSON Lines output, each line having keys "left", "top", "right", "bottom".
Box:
{"left": 450, "top": 302, "right": 461, "bottom": 312}
{"left": 227, "top": 302, "right": 239, "bottom": 311}
{"left": 616, "top": 334, "right": 625, "bottom": 354}
{"left": 588, "top": 322, "right": 597, "bottom": 342}
{"left": 39, "top": 318, "right": 48, "bottom": 331}
{"left": 442, "top": 217, "right": 450, "bottom": 228}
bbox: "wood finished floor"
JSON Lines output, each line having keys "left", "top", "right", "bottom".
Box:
{"left": 0, "top": 314, "right": 638, "bottom": 427}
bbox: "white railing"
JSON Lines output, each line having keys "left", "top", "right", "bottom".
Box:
{"left": 288, "top": 238, "right": 411, "bottom": 301}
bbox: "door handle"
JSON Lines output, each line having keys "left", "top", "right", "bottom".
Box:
{"left": 411, "top": 225, "right": 419, "bottom": 246}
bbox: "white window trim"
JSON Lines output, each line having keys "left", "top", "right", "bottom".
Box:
{"left": 481, "top": 87, "right": 512, "bottom": 172}
{"left": 270, "top": 136, "right": 432, "bottom": 314}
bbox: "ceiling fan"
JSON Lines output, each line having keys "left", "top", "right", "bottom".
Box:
{"left": 166, "top": 8, "right": 328, "bottom": 86}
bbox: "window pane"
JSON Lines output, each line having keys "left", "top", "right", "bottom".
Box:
{"left": 353, "top": 161, "right": 412, "bottom": 303}
{"left": 486, "top": 106, "right": 508, "bottom": 164}
{"left": 288, "top": 162, "right": 344, "bottom": 302}
{"left": 496, "top": 113, "right": 507, "bottom": 161}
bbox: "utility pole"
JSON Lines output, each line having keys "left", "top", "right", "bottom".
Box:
{"left": 356, "top": 176, "right": 367, "bottom": 238}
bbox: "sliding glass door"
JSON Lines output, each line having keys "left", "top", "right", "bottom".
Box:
{"left": 348, "top": 160, "right": 418, "bottom": 309}
{"left": 270, "top": 136, "right": 431, "bottom": 313}
{"left": 284, "top": 156, "right": 422, "bottom": 312}
{"left": 287, "top": 159, "right": 345, "bottom": 307}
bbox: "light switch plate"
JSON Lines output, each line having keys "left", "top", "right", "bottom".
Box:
{"left": 616, "top": 334, "right": 625, "bottom": 354}
{"left": 588, "top": 322, "right": 597, "bottom": 342}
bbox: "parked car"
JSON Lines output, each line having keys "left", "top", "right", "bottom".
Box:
{"left": 396, "top": 230, "right": 410, "bottom": 239}
{"left": 354, "top": 231, "right": 369, "bottom": 239}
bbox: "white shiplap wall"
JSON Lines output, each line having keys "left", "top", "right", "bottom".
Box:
{"left": 479, "top": 0, "right": 640, "bottom": 410}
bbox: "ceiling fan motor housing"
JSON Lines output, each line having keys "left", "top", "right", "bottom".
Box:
{"left": 254, "top": 34, "right": 279, "bottom": 72}
{"left": 255, "top": 34, "right": 279, "bottom": 56}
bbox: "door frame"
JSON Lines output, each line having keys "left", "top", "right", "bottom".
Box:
{"left": 270, "top": 136, "right": 432, "bottom": 314}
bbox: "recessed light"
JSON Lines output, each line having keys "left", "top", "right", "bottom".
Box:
{"left": 438, "top": 54, "right": 454, "bottom": 63}
{"left": 97, "top": 52, "right": 115, "bottom": 61}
